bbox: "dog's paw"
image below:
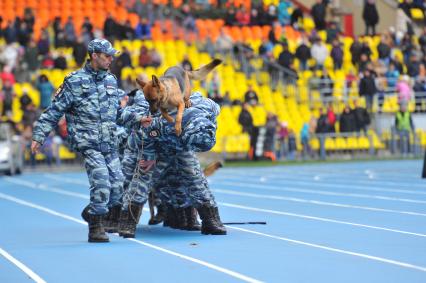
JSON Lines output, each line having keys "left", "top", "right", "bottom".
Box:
{"left": 175, "top": 124, "right": 182, "bottom": 136}
{"left": 185, "top": 100, "right": 192, "bottom": 108}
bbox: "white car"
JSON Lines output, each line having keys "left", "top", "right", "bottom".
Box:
{"left": 0, "top": 123, "right": 24, "bottom": 175}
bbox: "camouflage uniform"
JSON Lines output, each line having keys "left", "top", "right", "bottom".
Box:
{"left": 32, "top": 40, "right": 123, "bottom": 217}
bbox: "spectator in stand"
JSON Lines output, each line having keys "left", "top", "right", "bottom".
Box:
{"left": 311, "top": 0, "right": 327, "bottom": 31}
{"left": 0, "top": 80, "right": 14, "bottom": 117}
{"left": 397, "top": 75, "right": 413, "bottom": 104}
{"left": 276, "top": 121, "right": 289, "bottom": 160}
{"left": 264, "top": 112, "right": 278, "bottom": 160}
{"left": 330, "top": 39, "right": 343, "bottom": 70}
{"left": 244, "top": 85, "right": 259, "bottom": 106}
{"left": 139, "top": 46, "right": 151, "bottom": 67}
{"left": 150, "top": 48, "right": 162, "bottom": 67}
{"left": 36, "top": 74, "right": 55, "bottom": 110}
{"left": 407, "top": 53, "right": 421, "bottom": 77}
{"left": 377, "top": 34, "right": 392, "bottom": 66}
{"left": 22, "top": 103, "right": 40, "bottom": 128}
{"left": 311, "top": 38, "right": 328, "bottom": 71}
{"left": 295, "top": 37, "right": 311, "bottom": 71}
{"left": 103, "top": 13, "right": 116, "bottom": 42}
{"left": 19, "top": 88, "right": 33, "bottom": 112}
{"left": 23, "top": 39, "right": 39, "bottom": 74}
{"left": 300, "top": 122, "right": 312, "bottom": 159}
{"left": 207, "top": 70, "right": 221, "bottom": 100}
{"left": 181, "top": 55, "right": 193, "bottom": 71}
{"left": 290, "top": 7, "right": 304, "bottom": 29}
{"left": 316, "top": 107, "right": 329, "bottom": 133}
{"left": 413, "top": 66, "right": 426, "bottom": 111}
{"left": 326, "top": 104, "right": 336, "bottom": 133}
{"left": 401, "top": 33, "right": 415, "bottom": 64}
{"left": 395, "top": 102, "right": 415, "bottom": 155}
{"left": 0, "top": 66, "right": 15, "bottom": 85}
{"left": 122, "top": 20, "right": 135, "bottom": 40}
{"left": 326, "top": 22, "right": 340, "bottom": 44}
{"left": 135, "top": 18, "right": 152, "bottom": 40}
{"left": 277, "top": 0, "right": 292, "bottom": 26}
{"left": 3, "top": 20, "right": 17, "bottom": 44}
{"left": 73, "top": 36, "right": 87, "bottom": 67}
{"left": 418, "top": 27, "right": 426, "bottom": 56}
{"left": 385, "top": 62, "right": 400, "bottom": 89}
{"left": 215, "top": 28, "right": 234, "bottom": 63}
{"left": 54, "top": 51, "right": 67, "bottom": 70}
{"left": 225, "top": 7, "right": 237, "bottom": 26}
{"left": 287, "top": 129, "right": 297, "bottom": 160}
{"left": 266, "top": 5, "right": 278, "bottom": 24}
{"left": 353, "top": 99, "right": 370, "bottom": 132}
{"left": 37, "top": 31, "right": 50, "bottom": 56}
{"left": 238, "top": 102, "right": 254, "bottom": 134}
{"left": 64, "top": 17, "right": 76, "bottom": 47}
{"left": 81, "top": 25, "right": 94, "bottom": 46}
{"left": 363, "top": 0, "right": 379, "bottom": 36}
{"left": 117, "top": 46, "right": 132, "bottom": 69}
{"left": 17, "top": 22, "right": 31, "bottom": 47}
{"left": 278, "top": 42, "right": 294, "bottom": 70}
{"left": 359, "top": 69, "right": 377, "bottom": 112}
{"left": 350, "top": 36, "right": 363, "bottom": 67}
{"left": 339, "top": 105, "right": 356, "bottom": 132}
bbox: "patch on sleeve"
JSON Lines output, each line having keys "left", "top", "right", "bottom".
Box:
{"left": 149, "top": 129, "right": 160, "bottom": 138}
{"left": 54, "top": 84, "right": 64, "bottom": 97}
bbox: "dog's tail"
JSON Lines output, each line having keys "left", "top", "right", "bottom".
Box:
{"left": 203, "top": 161, "right": 223, "bottom": 177}
{"left": 188, "top": 59, "right": 222, "bottom": 81}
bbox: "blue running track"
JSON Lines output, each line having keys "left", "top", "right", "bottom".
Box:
{"left": 0, "top": 160, "right": 425, "bottom": 283}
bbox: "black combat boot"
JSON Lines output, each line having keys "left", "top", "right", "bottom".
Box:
{"left": 118, "top": 203, "right": 143, "bottom": 238}
{"left": 81, "top": 205, "right": 90, "bottom": 222}
{"left": 104, "top": 205, "right": 121, "bottom": 233}
{"left": 184, "top": 207, "right": 201, "bottom": 231}
{"left": 197, "top": 205, "right": 227, "bottom": 235}
{"left": 88, "top": 214, "right": 109, "bottom": 243}
{"left": 166, "top": 207, "right": 179, "bottom": 229}
{"left": 148, "top": 204, "right": 166, "bottom": 225}
{"left": 175, "top": 208, "right": 188, "bottom": 230}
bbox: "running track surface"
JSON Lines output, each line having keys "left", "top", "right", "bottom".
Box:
{"left": 1, "top": 160, "right": 425, "bottom": 283}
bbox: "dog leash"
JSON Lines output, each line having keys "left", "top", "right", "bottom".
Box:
{"left": 222, "top": 222, "right": 267, "bottom": 225}
{"left": 128, "top": 129, "right": 145, "bottom": 221}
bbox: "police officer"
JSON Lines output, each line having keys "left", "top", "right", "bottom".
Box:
{"left": 118, "top": 90, "right": 226, "bottom": 237}
{"left": 31, "top": 39, "right": 124, "bottom": 243}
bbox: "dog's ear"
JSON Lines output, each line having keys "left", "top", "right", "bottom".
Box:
{"left": 152, "top": 75, "right": 160, "bottom": 88}
{"left": 136, "top": 77, "right": 146, "bottom": 88}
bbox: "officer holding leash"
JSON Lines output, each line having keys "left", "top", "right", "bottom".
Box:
{"left": 32, "top": 39, "right": 124, "bottom": 243}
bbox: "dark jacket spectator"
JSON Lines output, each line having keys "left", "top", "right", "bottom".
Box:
{"left": 72, "top": 38, "right": 87, "bottom": 67}
{"left": 54, "top": 53, "right": 67, "bottom": 70}
{"left": 362, "top": 0, "right": 379, "bottom": 35}
{"left": 330, "top": 40, "right": 343, "bottom": 70}
{"left": 353, "top": 100, "right": 371, "bottom": 131}
{"left": 295, "top": 41, "right": 311, "bottom": 70}
{"left": 23, "top": 40, "right": 39, "bottom": 72}
{"left": 311, "top": 0, "right": 327, "bottom": 30}
{"left": 238, "top": 103, "right": 254, "bottom": 134}
{"left": 244, "top": 85, "right": 259, "bottom": 105}
{"left": 350, "top": 37, "right": 363, "bottom": 66}
{"left": 20, "top": 89, "right": 33, "bottom": 111}
{"left": 339, "top": 106, "right": 357, "bottom": 132}
{"left": 278, "top": 44, "right": 294, "bottom": 69}
{"left": 103, "top": 14, "right": 116, "bottom": 40}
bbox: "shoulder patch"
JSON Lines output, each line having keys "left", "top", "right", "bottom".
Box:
{"left": 149, "top": 129, "right": 160, "bottom": 138}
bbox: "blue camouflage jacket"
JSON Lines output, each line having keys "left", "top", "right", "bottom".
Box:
{"left": 33, "top": 62, "right": 122, "bottom": 153}
{"left": 118, "top": 90, "right": 156, "bottom": 160}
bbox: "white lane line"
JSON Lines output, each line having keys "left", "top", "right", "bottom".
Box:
{"left": 225, "top": 226, "right": 426, "bottom": 273}
{"left": 212, "top": 180, "right": 426, "bottom": 204}
{"left": 4, "top": 178, "right": 88, "bottom": 199}
{"left": 0, "top": 247, "right": 47, "bottom": 283}
{"left": 213, "top": 189, "right": 426, "bottom": 217}
{"left": 218, "top": 170, "right": 426, "bottom": 188}
{"left": 0, "top": 192, "right": 263, "bottom": 283}
{"left": 5, "top": 178, "right": 426, "bottom": 238}
{"left": 214, "top": 175, "right": 426, "bottom": 196}
{"left": 44, "top": 174, "right": 88, "bottom": 186}
{"left": 219, "top": 202, "right": 426, "bottom": 238}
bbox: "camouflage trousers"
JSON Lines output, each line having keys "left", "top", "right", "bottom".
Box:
{"left": 82, "top": 149, "right": 123, "bottom": 215}
{"left": 153, "top": 148, "right": 217, "bottom": 209}
{"left": 121, "top": 147, "right": 153, "bottom": 210}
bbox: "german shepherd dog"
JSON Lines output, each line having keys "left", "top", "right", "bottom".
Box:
{"left": 148, "top": 161, "right": 223, "bottom": 224}
{"left": 136, "top": 59, "right": 222, "bottom": 136}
